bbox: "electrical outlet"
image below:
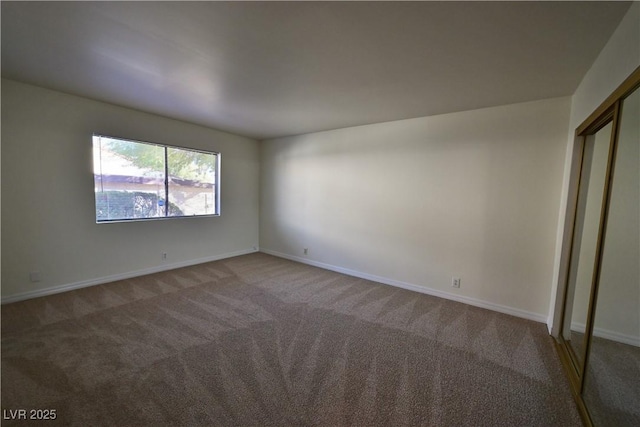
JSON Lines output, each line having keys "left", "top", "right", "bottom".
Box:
{"left": 29, "top": 271, "right": 41, "bottom": 282}
{"left": 452, "top": 277, "right": 461, "bottom": 288}
{"left": 162, "top": 253, "right": 168, "bottom": 260}
{"left": 303, "top": 248, "right": 308, "bottom": 255}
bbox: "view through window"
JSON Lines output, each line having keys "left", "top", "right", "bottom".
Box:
{"left": 93, "top": 135, "right": 219, "bottom": 222}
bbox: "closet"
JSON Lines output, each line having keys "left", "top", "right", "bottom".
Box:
{"left": 557, "top": 67, "right": 639, "bottom": 426}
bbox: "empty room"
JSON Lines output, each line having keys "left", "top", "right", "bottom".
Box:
{"left": 1, "top": 1, "right": 638, "bottom": 426}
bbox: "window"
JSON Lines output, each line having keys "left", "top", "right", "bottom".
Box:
{"left": 93, "top": 135, "right": 219, "bottom": 222}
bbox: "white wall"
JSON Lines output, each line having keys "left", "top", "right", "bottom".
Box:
{"left": 1, "top": 79, "right": 260, "bottom": 302}
{"left": 260, "top": 97, "right": 571, "bottom": 321}
{"left": 568, "top": 2, "right": 640, "bottom": 134}
{"left": 549, "top": 2, "right": 640, "bottom": 335}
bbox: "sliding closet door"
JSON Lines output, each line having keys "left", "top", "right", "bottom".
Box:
{"left": 582, "top": 86, "right": 640, "bottom": 427}
{"left": 561, "top": 121, "right": 614, "bottom": 372}
{"left": 556, "top": 67, "right": 640, "bottom": 427}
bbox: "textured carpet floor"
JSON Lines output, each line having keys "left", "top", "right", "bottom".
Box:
{"left": 583, "top": 336, "right": 640, "bottom": 427}
{"left": 2, "top": 253, "right": 581, "bottom": 426}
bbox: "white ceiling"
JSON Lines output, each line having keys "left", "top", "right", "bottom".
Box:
{"left": 1, "top": 1, "right": 632, "bottom": 140}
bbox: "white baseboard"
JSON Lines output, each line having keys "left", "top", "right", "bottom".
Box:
{"left": 1, "top": 248, "right": 258, "bottom": 305}
{"left": 260, "top": 248, "right": 547, "bottom": 324}
{"left": 570, "top": 322, "right": 640, "bottom": 347}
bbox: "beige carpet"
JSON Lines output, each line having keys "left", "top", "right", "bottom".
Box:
{"left": 2, "top": 253, "right": 581, "bottom": 426}
{"left": 583, "top": 335, "right": 640, "bottom": 426}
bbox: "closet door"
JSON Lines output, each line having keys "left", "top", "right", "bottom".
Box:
{"left": 557, "top": 68, "right": 640, "bottom": 427}
{"left": 561, "top": 118, "right": 614, "bottom": 374}
{"left": 581, "top": 85, "right": 639, "bottom": 427}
